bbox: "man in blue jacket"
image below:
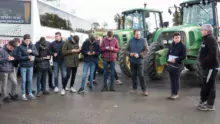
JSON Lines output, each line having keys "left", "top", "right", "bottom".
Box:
{"left": 17, "top": 34, "right": 39, "bottom": 100}
{"left": 0, "top": 40, "right": 18, "bottom": 103}
{"left": 126, "top": 29, "right": 149, "bottom": 96}
{"left": 50, "top": 32, "right": 66, "bottom": 93}
{"left": 77, "top": 35, "right": 100, "bottom": 94}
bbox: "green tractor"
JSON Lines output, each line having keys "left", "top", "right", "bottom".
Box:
{"left": 97, "top": 4, "right": 168, "bottom": 76}
{"left": 146, "top": 0, "right": 220, "bottom": 80}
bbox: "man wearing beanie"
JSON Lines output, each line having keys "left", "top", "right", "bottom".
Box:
{"left": 0, "top": 40, "right": 18, "bottom": 103}
{"left": 17, "top": 34, "right": 38, "bottom": 100}
{"left": 197, "top": 24, "right": 219, "bottom": 111}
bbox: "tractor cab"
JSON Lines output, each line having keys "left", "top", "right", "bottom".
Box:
{"left": 179, "top": 0, "right": 220, "bottom": 37}
{"left": 115, "top": 7, "right": 166, "bottom": 44}
{"left": 145, "top": 0, "right": 220, "bottom": 80}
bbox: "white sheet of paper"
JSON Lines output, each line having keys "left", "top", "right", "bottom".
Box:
{"left": 168, "top": 55, "right": 178, "bottom": 62}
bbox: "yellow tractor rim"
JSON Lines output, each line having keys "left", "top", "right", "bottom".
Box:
{"left": 154, "top": 57, "right": 164, "bottom": 74}
{"left": 126, "top": 56, "right": 130, "bottom": 69}
{"left": 98, "top": 59, "right": 104, "bottom": 69}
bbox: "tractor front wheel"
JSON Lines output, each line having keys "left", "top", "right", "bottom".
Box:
{"left": 119, "top": 43, "right": 132, "bottom": 77}
{"left": 146, "top": 42, "right": 165, "bottom": 80}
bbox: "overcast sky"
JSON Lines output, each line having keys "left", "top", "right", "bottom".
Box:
{"left": 60, "top": 0, "right": 182, "bottom": 29}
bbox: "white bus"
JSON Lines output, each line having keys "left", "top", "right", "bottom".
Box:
{"left": 0, "top": 0, "right": 91, "bottom": 48}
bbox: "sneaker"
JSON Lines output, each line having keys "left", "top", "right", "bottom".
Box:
{"left": 116, "top": 80, "right": 122, "bottom": 85}
{"left": 36, "top": 92, "right": 41, "bottom": 97}
{"left": 9, "top": 94, "right": 19, "bottom": 101}
{"left": 77, "top": 88, "right": 84, "bottom": 94}
{"left": 21, "top": 94, "right": 28, "bottom": 101}
{"left": 101, "top": 85, "right": 108, "bottom": 92}
{"left": 142, "top": 91, "right": 149, "bottom": 96}
{"left": 86, "top": 82, "right": 90, "bottom": 87}
{"left": 70, "top": 87, "right": 77, "bottom": 93}
{"left": 61, "top": 89, "right": 65, "bottom": 96}
{"left": 89, "top": 85, "right": 93, "bottom": 91}
{"left": 170, "top": 95, "right": 179, "bottom": 100}
{"left": 130, "top": 90, "right": 137, "bottom": 94}
{"left": 42, "top": 91, "right": 50, "bottom": 95}
{"left": 49, "top": 86, "right": 55, "bottom": 90}
{"left": 65, "top": 87, "right": 69, "bottom": 91}
{"left": 206, "top": 105, "right": 215, "bottom": 111}
{"left": 93, "top": 80, "right": 98, "bottom": 85}
{"left": 3, "top": 97, "right": 12, "bottom": 103}
{"left": 197, "top": 101, "right": 206, "bottom": 108}
{"left": 54, "top": 87, "right": 59, "bottom": 93}
{"left": 110, "top": 89, "right": 115, "bottom": 92}
{"left": 29, "top": 93, "right": 35, "bottom": 100}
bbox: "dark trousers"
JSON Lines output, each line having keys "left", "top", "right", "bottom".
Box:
{"left": 36, "top": 69, "right": 47, "bottom": 93}
{"left": 62, "top": 67, "right": 77, "bottom": 89}
{"left": 107, "top": 69, "right": 119, "bottom": 80}
{"left": 169, "top": 72, "right": 180, "bottom": 95}
{"left": 48, "top": 66, "right": 53, "bottom": 88}
{"left": 130, "top": 63, "right": 146, "bottom": 92}
{"left": 200, "top": 69, "right": 218, "bottom": 106}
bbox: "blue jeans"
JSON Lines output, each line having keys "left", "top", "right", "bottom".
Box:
{"left": 20, "top": 67, "right": 33, "bottom": 95}
{"left": 80, "top": 61, "right": 96, "bottom": 89}
{"left": 53, "top": 61, "right": 66, "bottom": 88}
{"left": 37, "top": 69, "right": 47, "bottom": 93}
{"left": 104, "top": 61, "right": 115, "bottom": 89}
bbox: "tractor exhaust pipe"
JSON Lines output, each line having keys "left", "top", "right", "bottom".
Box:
{"left": 144, "top": 3, "right": 147, "bottom": 8}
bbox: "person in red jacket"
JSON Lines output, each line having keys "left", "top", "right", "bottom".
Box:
{"left": 100, "top": 31, "right": 120, "bottom": 91}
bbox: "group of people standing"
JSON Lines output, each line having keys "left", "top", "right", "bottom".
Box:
{"left": 0, "top": 24, "right": 219, "bottom": 111}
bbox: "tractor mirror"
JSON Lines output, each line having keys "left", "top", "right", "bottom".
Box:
{"left": 145, "top": 12, "right": 150, "bottom": 18}
{"left": 163, "top": 22, "right": 169, "bottom": 27}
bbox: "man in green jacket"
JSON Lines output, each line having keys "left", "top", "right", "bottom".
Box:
{"left": 61, "top": 35, "right": 81, "bottom": 95}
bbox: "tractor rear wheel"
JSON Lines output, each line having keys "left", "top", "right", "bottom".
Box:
{"left": 185, "top": 64, "right": 196, "bottom": 71}
{"left": 146, "top": 42, "right": 165, "bottom": 80}
{"left": 119, "top": 43, "right": 132, "bottom": 77}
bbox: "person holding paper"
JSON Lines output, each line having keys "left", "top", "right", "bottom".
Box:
{"left": 35, "top": 37, "right": 51, "bottom": 97}
{"left": 0, "top": 40, "right": 17, "bottom": 103}
{"left": 166, "top": 33, "right": 186, "bottom": 100}
{"left": 197, "top": 24, "right": 219, "bottom": 111}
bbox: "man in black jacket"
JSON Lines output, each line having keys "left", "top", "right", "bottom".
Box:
{"left": 197, "top": 24, "right": 219, "bottom": 111}
{"left": 35, "top": 37, "right": 50, "bottom": 97}
{"left": 0, "top": 40, "right": 17, "bottom": 103}
{"left": 50, "top": 32, "right": 66, "bottom": 93}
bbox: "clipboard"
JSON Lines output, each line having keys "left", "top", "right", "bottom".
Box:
{"left": 168, "top": 55, "right": 178, "bottom": 62}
